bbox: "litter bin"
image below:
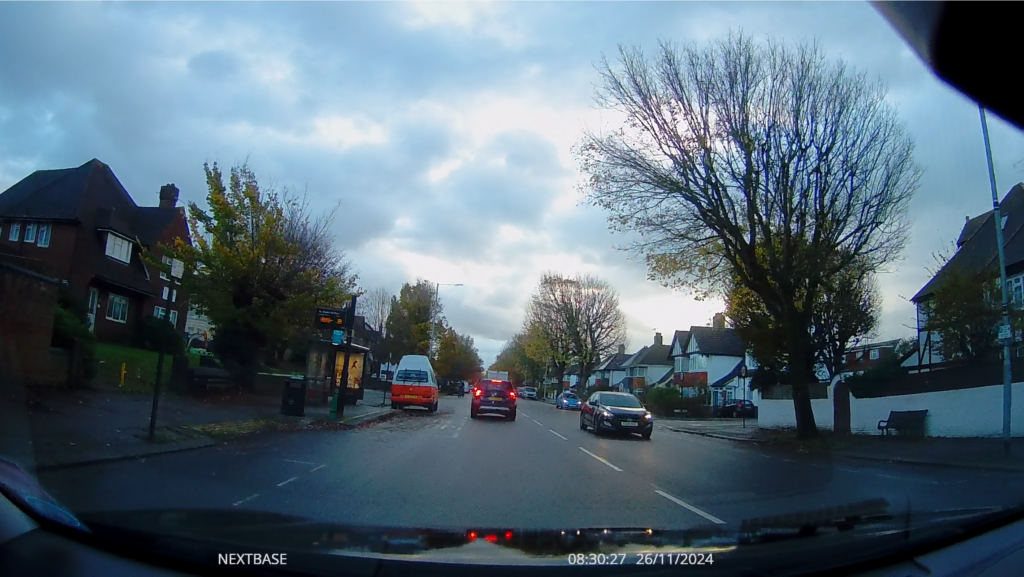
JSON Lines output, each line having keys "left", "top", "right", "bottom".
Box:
{"left": 281, "top": 376, "right": 307, "bottom": 417}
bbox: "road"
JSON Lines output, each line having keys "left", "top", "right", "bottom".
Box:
{"left": 39, "top": 395, "right": 1024, "bottom": 531}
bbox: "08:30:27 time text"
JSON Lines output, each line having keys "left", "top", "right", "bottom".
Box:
{"left": 567, "top": 552, "right": 714, "bottom": 565}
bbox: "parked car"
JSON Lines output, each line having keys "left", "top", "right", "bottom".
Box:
{"left": 555, "top": 391, "right": 580, "bottom": 410}
{"left": 719, "top": 400, "right": 758, "bottom": 418}
{"left": 471, "top": 379, "right": 517, "bottom": 421}
{"left": 580, "top": 391, "right": 653, "bottom": 440}
{"left": 518, "top": 386, "right": 538, "bottom": 400}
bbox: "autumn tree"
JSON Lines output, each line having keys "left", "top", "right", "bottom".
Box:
{"left": 170, "top": 162, "right": 356, "bottom": 389}
{"left": 435, "top": 326, "right": 483, "bottom": 382}
{"left": 382, "top": 280, "right": 437, "bottom": 362}
{"left": 577, "top": 33, "right": 920, "bottom": 437}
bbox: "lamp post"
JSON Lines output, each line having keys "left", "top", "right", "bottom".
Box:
{"left": 740, "top": 362, "right": 748, "bottom": 429}
{"left": 430, "top": 282, "right": 464, "bottom": 356}
{"left": 980, "top": 104, "right": 1013, "bottom": 455}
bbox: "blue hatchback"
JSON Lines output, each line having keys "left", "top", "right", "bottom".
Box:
{"left": 556, "top": 392, "right": 580, "bottom": 410}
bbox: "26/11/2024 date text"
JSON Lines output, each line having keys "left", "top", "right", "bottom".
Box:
{"left": 566, "top": 553, "right": 715, "bottom": 566}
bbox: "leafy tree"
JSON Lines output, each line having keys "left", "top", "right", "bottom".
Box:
{"left": 168, "top": 162, "right": 355, "bottom": 389}
{"left": 435, "top": 326, "right": 483, "bottom": 382}
{"left": 813, "top": 255, "right": 882, "bottom": 380}
{"left": 921, "top": 269, "right": 1014, "bottom": 363}
{"left": 577, "top": 33, "right": 920, "bottom": 437}
{"left": 382, "top": 280, "right": 435, "bottom": 361}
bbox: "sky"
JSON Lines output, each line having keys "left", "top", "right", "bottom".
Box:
{"left": 2, "top": 1, "right": 1024, "bottom": 367}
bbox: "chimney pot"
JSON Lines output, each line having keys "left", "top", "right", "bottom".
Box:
{"left": 713, "top": 313, "right": 726, "bottom": 329}
{"left": 618, "top": 344, "right": 625, "bottom": 355}
{"left": 654, "top": 332, "right": 663, "bottom": 346}
{"left": 159, "top": 184, "right": 179, "bottom": 209}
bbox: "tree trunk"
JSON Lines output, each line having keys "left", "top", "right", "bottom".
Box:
{"left": 789, "top": 344, "right": 819, "bottom": 439}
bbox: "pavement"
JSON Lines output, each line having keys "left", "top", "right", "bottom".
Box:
{"left": 11, "top": 384, "right": 397, "bottom": 472}
{"left": 35, "top": 395, "right": 1024, "bottom": 533}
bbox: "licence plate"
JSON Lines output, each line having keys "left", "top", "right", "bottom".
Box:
{"left": 621, "top": 421, "right": 638, "bottom": 427}
{"left": 489, "top": 397, "right": 502, "bottom": 401}
{"left": 405, "top": 394, "right": 418, "bottom": 398}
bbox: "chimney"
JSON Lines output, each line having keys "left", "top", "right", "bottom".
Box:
{"left": 713, "top": 313, "right": 726, "bottom": 329}
{"left": 617, "top": 344, "right": 625, "bottom": 355}
{"left": 159, "top": 184, "right": 179, "bottom": 209}
{"left": 653, "top": 332, "right": 663, "bottom": 346}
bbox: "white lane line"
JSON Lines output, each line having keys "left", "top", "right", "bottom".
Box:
{"left": 233, "top": 494, "right": 260, "bottom": 507}
{"left": 549, "top": 429, "right": 568, "bottom": 441}
{"left": 520, "top": 412, "right": 530, "bottom": 418}
{"left": 876, "top": 474, "right": 901, "bottom": 480}
{"left": 578, "top": 447, "right": 623, "bottom": 472}
{"left": 655, "top": 490, "right": 726, "bottom": 525}
{"left": 309, "top": 464, "right": 326, "bottom": 472}
{"left": 284, "top": 459, "right": 315, "bottom": 465}
{"left": 277, "top": 477, "right": 298, "bottom": 487}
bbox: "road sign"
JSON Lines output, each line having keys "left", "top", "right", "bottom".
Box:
{"left": 170, "top": 259, "right": 184, "bottom": 279}
{"left": 316, "top": 307, "right": 347, "bottom": 328}
{"left": 332, "top": 330, "right": 344, "bottom": 345}
{"left": 999, "top": 324, "right": 1014, "bottom": 344}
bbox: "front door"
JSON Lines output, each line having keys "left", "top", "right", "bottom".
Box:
{"left": 86, "top": 288, "right": 99, "bottom": 331}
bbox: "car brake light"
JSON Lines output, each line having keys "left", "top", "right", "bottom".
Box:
{"left": 474, "top": 389, "right": 482, "bottom": 397}
{"left": 468, "top": 531, "right": 477, "bottom": 540}
{"left": 509, "top": 390, "right": 516, "bottom": 399}
{"left": 490, "top": 379, "right": 502, "bottom": 383}
{"left": 485, "top": 534, "right": 498, "bottom": 543}
{"left": 505, "top": 531, "right": 513, "bottom": 540}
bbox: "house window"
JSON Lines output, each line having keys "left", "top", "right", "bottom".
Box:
{"left": 1008, "top": 275, "right": 1024, "bottom": 309}
{"left": 104, "top": 233, "right": 132, "bottom": 263}
{"left": 160, "top": 256, "right": 171, "bottom": 281}
{"left": 36, "top": 224, "right": 51, "bottom": 248}
{"left": 169, "top": 310, "right": 178, "bottom": 328}
{"left": 8, "top": 222, "right": 20, "bottom": 241}
{"left": 171, "top": 289, "right": 177, "bottom": 303}
{"left": 24, "top": 223, "right": 36, "bottom": 243}
{"left": 105, "top": 294, "right": 129, "bottom": 323}
{"left": 689, "top": 354, "right": 707, "bottom": 371}
{"left": 162, "top": 286, "right": 169, "bottom": 300}
{"left": 869, "top": 349, "right": 880, "bottom": 360}
{"left": 675, "top": 357, "right": 687, "bottom": 373}
{"left": 154, "top": 306, "right": 166, "bottom": 319}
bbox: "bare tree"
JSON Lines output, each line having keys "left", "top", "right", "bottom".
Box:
{"left": 357, "top": 286, "right": 393, "bottom": 337}
{"left": 282, "top": 192, "right": 359, "bottom": 297}
{"left": 576, "top": 32, "right": 921, "bottom": 438}
{"left": 525, "top": 274, "right": 578, "bottom": 392}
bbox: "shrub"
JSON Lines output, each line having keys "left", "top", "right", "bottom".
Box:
{"left": 51, "top": 305, "right": 98, "bottom": 384}
{"left": 135, "top": 316, "right": 185, "bottom": 356}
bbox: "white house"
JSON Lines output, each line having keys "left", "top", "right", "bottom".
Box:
{"left": 680, "top": 316, "right": 754, "bottom": 409}
{"left": 619, "top": 333, "right": 673, "bottom": 395}
{"left": 594, "top": 344, "right": 632, "bottom": 391}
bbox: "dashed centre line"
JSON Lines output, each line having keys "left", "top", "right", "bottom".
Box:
{"left": 549, "top": 429, "right": 568, "bottom": 441}
{"left": 309, "top": 464, "right": 326, "bottom": 472}
{"left": 532, "top": 418, "right": 544, "bottom": 426}
{"left": 276, "top": 477, "right": 298, "bottom": 487}
{"left": 284, "top": 459, "right": 314, "bottom": 465}
{"left": 578, "top": 447, "right": 623, "bottom": 471}
{"left": 655, "top": 490, "right": 726, "bottom": 525}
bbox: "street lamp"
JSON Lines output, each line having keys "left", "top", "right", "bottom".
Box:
{"left": 431, "top": 282, "right": 464, "bottom": 356}
{"left": 739, "top": 362, "right": 748, "bottom": 429}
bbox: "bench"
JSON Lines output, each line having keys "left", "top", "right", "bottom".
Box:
{"left": 878, "top": 410, "right": 928, "bottom": 436}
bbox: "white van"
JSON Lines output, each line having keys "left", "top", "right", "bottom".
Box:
{"left": 391, "top": 355, "right": 439, "bottom": 413}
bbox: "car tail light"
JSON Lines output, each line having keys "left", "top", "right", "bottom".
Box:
{"left": 485, "top": 534, "right": 498, "bottom": 543}
{"left": 474, "top": 389, "right": 482, "bottom": 397}
{"left": 468, "top": 531, "right": 477, "bottom": 540}
{"left": 505, "top": 531, "right": 513, "bottom": 540}
{"left": 509, "top": 390, "right": 516, "bottom": 399}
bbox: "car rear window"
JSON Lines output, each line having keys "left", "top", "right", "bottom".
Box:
{"left": 396, "top": 370, "right": 429, "bottom": 383}
{"left": 482, "top": 380, "right": 513, "bottom": 392}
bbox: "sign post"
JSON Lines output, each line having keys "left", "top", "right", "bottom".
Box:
{"left": 740, "top": 363, "right": 748, "bottom": 429}
{"left": 149, "top": 258, "right": 183, "bottom": 442}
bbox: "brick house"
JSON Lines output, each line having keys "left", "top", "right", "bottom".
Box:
{"left": 0, "top": 159, "right": 191, "bottom": 344}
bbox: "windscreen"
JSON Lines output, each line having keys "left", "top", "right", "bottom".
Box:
{"left": 602, "top": 394, "right": 643, "bottom": 408}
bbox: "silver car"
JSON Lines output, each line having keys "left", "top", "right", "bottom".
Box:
{"left": 518, "top": 386, "right": 538, "bottom": 400}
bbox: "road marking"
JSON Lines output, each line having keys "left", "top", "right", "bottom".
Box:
{"left": 456, "top": 426, "right": 463, "bottom": 431}
{"left": 440, "top": 424, "right": 448, "bottom": 430}
{"left": 876, "top": 474, "right": 901, "bottom": 480}
{"left": 549, "top": 429, "right": 568, "bottom": 441}
{"left": 532, "top": 418, "right": 544, "bottom": 426}
{"left": 233, "top": 494, "right": 260, "bottom": 507}
{"left": 520, "top": 412, "right": 530, "bottom": 418}
{"left": 781, "top": 459, "right": 793, "bottom": 463}
{"left": 284, "top": 459, "right": 315, "bottom": 465}
{"left": 760, "top": 455, "right": 772, "bottom": 459}
{"left": 277, "top": 477, "right": 298, "bottom": 487}
{"left": 578, "top": 447, "right": 623, "bottom": 472}
{"left": 655, "top": 490, "right": 726, "bottom": 525}
{"left": 309, "top": 465, "right": 326, "bottom": 472}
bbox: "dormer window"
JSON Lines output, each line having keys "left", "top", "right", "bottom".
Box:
{"left": 105, "top": 232, "right": 132, "bottom": 263}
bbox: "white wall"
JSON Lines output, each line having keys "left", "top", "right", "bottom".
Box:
{"left": 758, "top": 398, "right": 834, "bottom": 431}
{"left": 849, "top": 382, "right": 1024, "bottom": 437}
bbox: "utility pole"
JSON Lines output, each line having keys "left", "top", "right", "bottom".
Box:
{"left": 980, "top": 104, "right": 1013, "bottom": 455}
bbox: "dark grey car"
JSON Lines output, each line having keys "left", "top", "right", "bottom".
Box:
{"left": 579, "top": 392, "right": 653, "bottom": 439}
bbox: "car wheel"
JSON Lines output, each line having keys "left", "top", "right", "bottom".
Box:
{"left": 471, "top": 408, "right": 478, "bottom": 419}
{"left": 579, "top": 415, "right": 587, "bottom": 430}
{"left": 642, "top": 430, "right": 652, "bottom": 440}
{"left": 390, "top": 402, "right": 397, "bottom": 410}
{"left": 509, "top": 410, "right": 517, "bottom": 422}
